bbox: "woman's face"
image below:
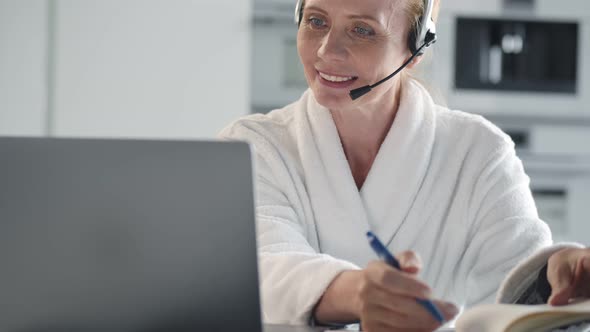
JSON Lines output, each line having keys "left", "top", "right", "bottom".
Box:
{"left": 297, "top": 0, "right": 414, "bottom": 111}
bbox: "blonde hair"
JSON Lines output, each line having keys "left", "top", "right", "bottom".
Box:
{"left": 404, "top": 0, "right": 440, "bottom": 30}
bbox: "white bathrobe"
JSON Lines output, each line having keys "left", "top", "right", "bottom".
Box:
{"left": 219, "top": 79, "right": 553, "bottom": 324}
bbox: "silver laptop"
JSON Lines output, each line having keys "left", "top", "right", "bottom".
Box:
{"left": 0, "top": 137, "right": 262, "bottom": 331}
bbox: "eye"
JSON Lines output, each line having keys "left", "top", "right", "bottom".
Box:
{"left": 308, "top": 17, "right": 327, "bottom": 28}
{"left": 354, "top": 26, "right": 375, "bottom": 37}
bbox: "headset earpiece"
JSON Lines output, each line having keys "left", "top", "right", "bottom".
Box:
{"left": 408, "top": 0, "right": 437, "bottom": 55}
{"left": 295, "top": 0, "right": 304, "bottom": 28}
{"left": 408, "top": 22, "right": 420, "bottom": 55}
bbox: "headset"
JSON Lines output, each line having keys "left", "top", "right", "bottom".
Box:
{"left": 294, "top": 0, "right": 437, "bottom": 100}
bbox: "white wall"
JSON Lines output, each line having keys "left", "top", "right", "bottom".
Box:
{"left": 53, "top": 0, "right": 251, "bottom": 139}
{"left": 0, "top": 0, "right": 48, "bottom": 136}
{"left": 0, "top": 0, "right": 251, "bottom": 139}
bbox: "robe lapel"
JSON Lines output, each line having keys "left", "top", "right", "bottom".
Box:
{"left": 294, "top": 80, "right": 436, "bottom": 266}
{"left": 360, "top": 80, "right": 436, "bottom": 248}
{"left": 296, "top": 91, "right": 374, "bottom": 266}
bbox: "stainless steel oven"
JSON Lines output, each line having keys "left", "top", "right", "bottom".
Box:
{"left": 454, "top": 18, "right": 578, "bottom": 94}
{"left": 428, "top": 0, "right": 590, "bottom": 118}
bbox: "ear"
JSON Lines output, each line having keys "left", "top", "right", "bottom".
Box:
{"left": 405, "top": 55, "right": 424, "bottom": 69}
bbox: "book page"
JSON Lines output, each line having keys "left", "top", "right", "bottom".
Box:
{"left": 455, "top": 299, "right": 590, "bottom": 332}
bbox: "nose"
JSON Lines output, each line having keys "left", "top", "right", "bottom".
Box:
{"left": 317, "top": 30, "right": 348, "bottom": 62}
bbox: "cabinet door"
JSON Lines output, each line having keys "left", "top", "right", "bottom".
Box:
{"left": 0, "top": 0, "right": 48, "bottom": 136}
{"left": 54, "top": 0, "right": 251, "bottom": 138}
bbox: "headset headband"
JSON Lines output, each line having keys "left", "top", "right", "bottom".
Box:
{"left": 416, "top": 0, "right": 437, "bottom": 54}
{"left": 295, "top": 0, "right": 303, "bottom": 25}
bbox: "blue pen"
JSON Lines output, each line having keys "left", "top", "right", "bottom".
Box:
{"left": 366, "top": 231, "right": 445, "bottom": 323}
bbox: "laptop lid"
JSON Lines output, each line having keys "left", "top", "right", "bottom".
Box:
{"left": 0, "top": 137, "right": 261, "bottom": 331}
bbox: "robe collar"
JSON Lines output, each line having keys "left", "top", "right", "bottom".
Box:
{"left": 297, "top": 79, "right": 436, "bottom": 266}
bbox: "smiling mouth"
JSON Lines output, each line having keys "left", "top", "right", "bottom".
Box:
{"left": 318, "top": 71, "right": 358, "bottom": 83}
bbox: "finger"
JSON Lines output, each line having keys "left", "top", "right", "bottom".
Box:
{"left": 548, "top": 250, "right": 576, "bottom": 305}
{"left": 361, "top": 301, "right": 441, "bottom": 331}
{"left": 364, "top": 322, "right": 439, "bottom": 332}
{"left": 549, "top": 285, "right": 574, "bottom": 306}
{"left": 397, "top": 250, "right": 423, "bottom": 274}
{"left": 432, "top": 299, "right": 460, "bottom": 322}
{"left": 579, "top": 257, "right": 590, "bottom": 297}
{"left": 389, "top": 298, "right": 456, "bottom": 328}
{"left": 549, "top": 254, "right": 590, "bottom": 305}
{"left": 362, "top": 283, "right": 456, "bottom": 325}
{"left": 363, "top": 286, "right": 429, "bottom": 317}
{"left": 549, "top": 290, "right": 570, "bottom": 306}
{"left": 572, "top": 256, "right": 590, "bottom": 298}
{"left": 362, "top": 319, "right": 402, "bottom": 332}
{"left": 366, "top": 262, "right": 432, "bottom": 299}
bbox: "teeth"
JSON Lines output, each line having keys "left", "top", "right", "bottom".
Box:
{"left": 319, "top": 72, "right": 354, "bottom": 82}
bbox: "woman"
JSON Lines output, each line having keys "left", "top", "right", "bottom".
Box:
{"left": 220, "top": 0, "right": 590, "bottom": 330}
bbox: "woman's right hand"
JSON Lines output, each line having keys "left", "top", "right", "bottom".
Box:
{"left": 356, "top": 251, "right": 459, "bottom": 332}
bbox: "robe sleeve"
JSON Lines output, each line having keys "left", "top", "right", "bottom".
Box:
{"left": 457, "top": 139, "right": 553, "bottom": 308}
{"left": 219, "top": 122, "right": 361, "bottom": 325}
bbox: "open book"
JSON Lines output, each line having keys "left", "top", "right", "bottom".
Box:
{"left": 455, "top": 299, "right": 590, "bottom": 332}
